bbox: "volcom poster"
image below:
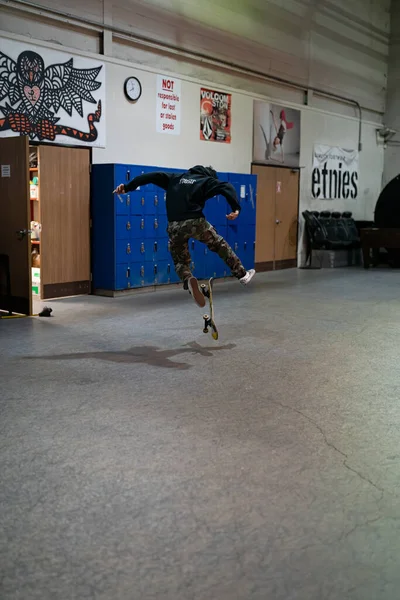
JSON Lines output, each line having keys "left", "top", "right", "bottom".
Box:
{"left": 253, "top": 101, "right": 300, "bottom": 167}
{"left": 0, "top": 38, "right": 105, "bottom": 147}
{"left": 200, "top": 88, "right": 231, "bottom": 143}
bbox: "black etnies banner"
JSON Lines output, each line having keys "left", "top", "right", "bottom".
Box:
{"left": 312, "top": 145, "right": 359, "bottom": 200}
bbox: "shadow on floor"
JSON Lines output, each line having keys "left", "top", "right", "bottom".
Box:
{"left": 25, "top": 341, "right": 236, "bottom": 370}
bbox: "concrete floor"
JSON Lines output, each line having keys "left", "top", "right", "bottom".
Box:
{"left": 1, "top": 268, "right": 400, "bottom": 600}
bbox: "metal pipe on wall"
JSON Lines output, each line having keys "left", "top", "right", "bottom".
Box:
{"left": 2, "top": 0, "right": 363, "bottom": 150}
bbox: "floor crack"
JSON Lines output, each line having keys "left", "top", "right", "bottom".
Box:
{"left": 268, "top": 397, "right": 385, "bottom": 497}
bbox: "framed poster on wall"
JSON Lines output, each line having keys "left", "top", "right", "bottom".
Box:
{"left": 312, "top": 145, "right": 359, "bottom": 200}
{"left": 0, "top": 37, "right": 106, "bottom": 147}
{"left": 200, "top": 87, "right": 231, "bottom": 143}
{"left": 253, "top": 101, "right": 301, "bottom": 167}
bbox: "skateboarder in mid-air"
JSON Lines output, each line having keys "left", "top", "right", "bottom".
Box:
{"left": 114, "top": 165, "right": 255, "bottom": 308}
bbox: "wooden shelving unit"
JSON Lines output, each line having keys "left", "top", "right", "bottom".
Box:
{"left": 29, "top": 147, "right": 41, "bottom": 298}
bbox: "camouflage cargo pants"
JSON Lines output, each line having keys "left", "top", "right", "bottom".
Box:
{"left": 167, "top": 217, "right": 247, "bottom": 282}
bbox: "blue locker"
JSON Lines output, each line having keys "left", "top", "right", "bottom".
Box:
{"left": 116, "top": 239, "right": 134, "bottom": 264}
{"left": 115, "top": 215, "right": 132, "bottom": 240}
{"left": 154, "top": 215, "right": 168, "bottom": 238}
{"left": 227, "top": 222, "right": 239, "bottom": 246}
{"left": 143, "top": 217, "right": 159, "bottom": 239}
{"left": 114, "top": 164, "right": 132, "bottom": 188}
{"left": 130, "top": 262, "right": 146, "bottom": 288}
{"left": 238, "top": 175, "right": 256, "bottom": 225}
{"left": 114, "top": 192, "right": 130, "bottom": 216}
{"left": 129, "top": 190, "right": 144, "bottom": 216}
{"left": 115, "top": 263, "right": 132, "bottom": 290}
{"left": 142, "top": 191, "right": 157, "bottom": 216}
{"left": 140, "top": 166, "right": 157, "bottom": 192}
{"left": 116, "top": 239, "right": 153, "bottom": 263}
{"left": 154, "top": 261, "right": 177, "bottom": 285}
{"left": 130, "top": 261, "right": 155, "bottom": 287}
{"left": 130, "top": 216, "right": 146, "bottom": 239}
{"left": 92, "top": 164, "right": 257, "bottom": 293}
{"left": 214, "top": 196, "right": 230, "bottom": 226}
{"left": 154, "top": 238, "right": 170, "bottom": 262}
{"left": 156, "top": 190, "right": 167, "bottom": 216}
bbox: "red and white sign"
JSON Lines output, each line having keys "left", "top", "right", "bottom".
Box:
{"left": 156, "top": 75, "right": 181, "bottom": 135}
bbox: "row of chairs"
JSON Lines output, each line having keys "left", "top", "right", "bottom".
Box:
{"left": 302, "top": 210, "right": 360, "bottom": 267}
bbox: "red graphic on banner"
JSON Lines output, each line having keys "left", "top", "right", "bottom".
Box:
{"left": 200, "top": 87, "right": 231, "bottom": 143}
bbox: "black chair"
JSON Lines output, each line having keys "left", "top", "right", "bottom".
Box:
{"left": 0, "top": 254, "right": 12, "bottom": 316}
{"left": 302, "top": 210, "right": 353, "bottom": 268}
{"left": 341, "top": 211, "right": 360, "bottom": 247}
{"left": 302, "top": 210, "right": 329, "bottom": 267}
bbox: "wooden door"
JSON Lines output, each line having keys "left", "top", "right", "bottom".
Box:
{"left": 0, "top": 136, "right": 32, "bottom": 315}
{"left": 252, "top": 164, "right": 299, "bottom": 271}
{"left": 39, "top": 146, "right": 91, "bottom": 299}
{"left": 274, "top": 168, "right": 299, "bottom": 267}
{"left": 252, "top": 165, "right": 276, "bottom": 270}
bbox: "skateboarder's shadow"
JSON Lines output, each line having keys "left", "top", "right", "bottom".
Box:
{"left": 25, "top": 341, "right": 236, "bottom": 370}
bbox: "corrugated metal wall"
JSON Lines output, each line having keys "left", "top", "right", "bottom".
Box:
{"left": 0, "top": 0, "right": 390, "bottom": 115}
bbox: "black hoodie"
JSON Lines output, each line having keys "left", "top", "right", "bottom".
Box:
{"left": 124, "top": 165, "right": 241, "bottom": 222}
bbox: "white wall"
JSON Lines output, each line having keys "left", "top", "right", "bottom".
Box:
{"left": 93, "top": 62, "right": 253, "bottom": 173}
{"left": 300, "top": 111, "right": 383, "bottom": 220}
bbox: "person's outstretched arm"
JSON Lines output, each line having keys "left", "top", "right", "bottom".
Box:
{"left": 114, "top": 171, "right": 172, "bottom": 194}
{"left": 205, "top": 179, "right": 241, "bottom": 220}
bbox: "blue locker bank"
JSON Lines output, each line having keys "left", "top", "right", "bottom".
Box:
{"left": 91, "top": 164, "right": 257, "bottom": 294}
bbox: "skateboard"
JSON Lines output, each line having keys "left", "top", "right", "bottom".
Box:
{"left": 200, "top": 277, "right": 218, "bottom": 340}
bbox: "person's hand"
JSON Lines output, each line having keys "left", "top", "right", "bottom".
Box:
{"left": 226, "top": 211, "right": 239, "bottom": 221}
{"left": 113, "top": 183, "right": 125, "bottom": 194}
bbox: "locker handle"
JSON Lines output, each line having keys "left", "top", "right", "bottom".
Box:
{"left": 154, "top": 241, "right": 158, "bottom": 252}
{"left": 154, "top": 265, "right": 158, "bottom": 275}
{"left": 127, "top": 195, "right": 130, "bottom": 206}
{"left": 167, "top": 264, "right": 171, "bottom": 274}
{"left": 141, "top": 219, "right": 145, "bottom": 230}
{"left": 154, "top": 195, "right": 158, "bottom": 206}
{"left": 126, "top": 267, "right": 130, "bottom": 278}
{"left": 126, "top": 170, "right": 130, "bottom": 181}
{"left": 127, "top": 243, "right": 131, "bottom": 255}
{"left": 234, "top": 242, "right": 238, "bottom": 251}
{"left": 140, "top": 243, "right": 145, "bottom": 254}
{"left": 191, "top": 240, "right": 195, "bottom": 250}
{"left": 154, "top": 219, "right": 158, "bottom": 229}
{"left": 140, "top": 266, "right": 144, "bottom": 277}
{"left": 126, "top": 221, "right": 131, "bottom": 230}
{"left": 141, "top": 196, "right": 145, "bottom": 206}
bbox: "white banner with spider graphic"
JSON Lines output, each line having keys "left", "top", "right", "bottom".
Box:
{"left": 253, "top": 101, "right": 301, "bottom": 167}
{"left": 0, "top": 38, "right": 106, "bottom": 147}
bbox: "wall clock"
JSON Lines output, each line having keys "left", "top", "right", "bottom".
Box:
{"left": 124, "top": 77, "right": 142, "bottom": 102}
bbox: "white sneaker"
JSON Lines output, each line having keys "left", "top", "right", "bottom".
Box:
{"left": 239, "top": 269, "right": 256, "bottom": 286}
